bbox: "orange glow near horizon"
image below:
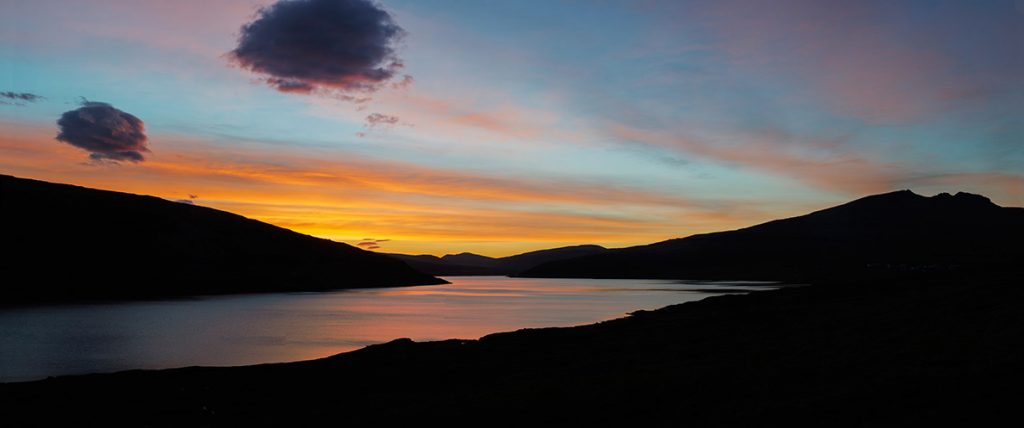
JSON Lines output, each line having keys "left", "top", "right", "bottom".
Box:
{"left": 5, "top": 120, "right": 1022, "bottom": 257}
{"left": 4, "top": 118, "right": 1019, "bottom": 255}
{"left": 0, "top": 123, "right": 764, "bottom": 257}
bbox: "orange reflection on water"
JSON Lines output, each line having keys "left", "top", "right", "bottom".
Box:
{"left": 0, "top": 277, "right": 774, "bottom": 382}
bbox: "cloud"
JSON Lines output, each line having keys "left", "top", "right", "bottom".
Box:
{"left": 609, "top": 124, "right": 901, "bottom": 194}
{"left": 174, "top": 194, "right": 199, "bottom": 204}
{"left": 365, "top": 112, "right": 400, "bottom": 128}
{"left": 356, "top": 238, "right": 389, "bottom": 251}
{"left": 228, "top": 0, "right": 407, "bottom": 96}
{"left": 391, "top": 74, "right": 414, "bottom": 89}
{"left": 695, "top": 0, "right": 1023, "bottom": 123}
{"left": 56, "top": 101, "right": 149, "bottom": 162}
{"left": 1, "top": 91, "right": 44, "bottom": 105}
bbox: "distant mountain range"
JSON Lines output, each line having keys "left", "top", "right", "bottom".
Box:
{"left": 388, "top": 245, "right": 608, "bottom": 276}
{"left": 518, "top": 190, "right": 1024, "bottom": 281}
{"left": 0, "top": 174, "right": 445, "bottom": 304}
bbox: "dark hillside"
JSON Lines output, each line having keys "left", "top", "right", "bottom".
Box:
{"left": 521, "top": 191, "right": 1024, "bottom": 281}
{"left": 0, "top": 174, "right": 445, "bottom": 304}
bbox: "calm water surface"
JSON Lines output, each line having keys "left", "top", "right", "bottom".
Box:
{"left": 0, "top": 276, "right": 774, "bottom": 382}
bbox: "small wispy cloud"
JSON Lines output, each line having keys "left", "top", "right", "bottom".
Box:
{"left": 174, "top": 194, "right": 199, "bottom": 205}
{"left": 365, "top": 112, "right": 400, "bottom": 129}
{"left": 356, "top": 238, "right": 390, "bottom": 251}
{"left": 1, "top": 91, "right": 44, "bottom": 106}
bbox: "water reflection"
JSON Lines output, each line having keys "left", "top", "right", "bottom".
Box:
{"left": 0, "top": 276, "right": 775, "bottom": 382}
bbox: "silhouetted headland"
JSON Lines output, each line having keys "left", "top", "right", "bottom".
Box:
{"left": 388, "top": 244, "right": 607, "bottom": 275}
{"left": 0, "top": 174, "right": 445, "bottom": 305}
{"left": 519, "top": 190, "right": 1024, "bottom": 281}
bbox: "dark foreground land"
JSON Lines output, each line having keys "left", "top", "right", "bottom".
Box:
{"left": 3, "top": 278, "right": 1022, "bottom": 426}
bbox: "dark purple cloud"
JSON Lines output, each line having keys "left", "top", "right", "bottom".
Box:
{"left": 1, "top": 91, "right": 43, "bottom": 105}
{"left": 56, "top": 101, "right": 149, "bottom": 162}
{"left": 229, "top": 0, "right": 407, "bottom": 96}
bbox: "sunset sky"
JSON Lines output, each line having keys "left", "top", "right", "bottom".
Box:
{"left": 2, "top": 0, "right": 1022, "bottom": 256}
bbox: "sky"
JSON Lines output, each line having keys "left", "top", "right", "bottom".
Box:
{"left": 1, "top": 0, "right": 1022, "bottom": 256}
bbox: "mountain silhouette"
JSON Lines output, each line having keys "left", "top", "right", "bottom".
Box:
{"left": 440, "top": 252, "right": 503, "bottom": 268}
{"left": 389, "top": 245, "right": 607, "bottom": 276}
{"left": 0, "top": 174, "right": 445, "bottom": 304}
{"left": 519, "top": 190, "right": 1024, "bottom": 281}
{"left": 386, "top": 253, "right": 500, "bottom": 275}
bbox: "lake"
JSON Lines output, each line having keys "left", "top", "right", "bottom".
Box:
{"left": 0, "top": 276, "right": 774, "bottom": 382}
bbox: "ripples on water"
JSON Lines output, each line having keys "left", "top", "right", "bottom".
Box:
{"left": 0, "top": 276, "right": 776, "bottom": 382}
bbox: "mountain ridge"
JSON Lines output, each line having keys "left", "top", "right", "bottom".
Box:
{"left": 518, "top": 189, "right": 1024, "bottom": 280}
{"left": 0, "top": 174, "right": 446, "bottom": 304}
{"left": 388, "top": 244, "right": 608, "bottom": 276}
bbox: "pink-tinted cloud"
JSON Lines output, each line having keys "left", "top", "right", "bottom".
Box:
{"left": 365, "top": 113, "right": 400, "bottom": 129}
{"left": 378, "top": 89, "right": 591, "bottom": 143}
{"left": 609, "top": 124, "right": 902, "bottom": 194}
{"left": 697, "top": 0, "right": 996, "bottom": 122}
{"left": 1, "top": 0, "right": 261, "bottom": 57}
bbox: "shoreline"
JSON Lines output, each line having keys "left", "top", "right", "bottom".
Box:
{"left": 3, "top": 278, "right": 1021, "bottom": 425}
{"left": 0, "top": 279, "right": 758, "bottom": 384}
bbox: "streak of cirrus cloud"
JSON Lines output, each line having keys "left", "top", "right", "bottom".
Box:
{"left": 607, "top": 125, "right": 903, "bottom": 194}
{"left": 685, "top": 0, "right": 1024, "bottom": 123}
{"left": 0, "top": 91, "right": 44, "bottom": 105}
{"left": 0, "top": 0, "right": 262, "bottom": 57}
